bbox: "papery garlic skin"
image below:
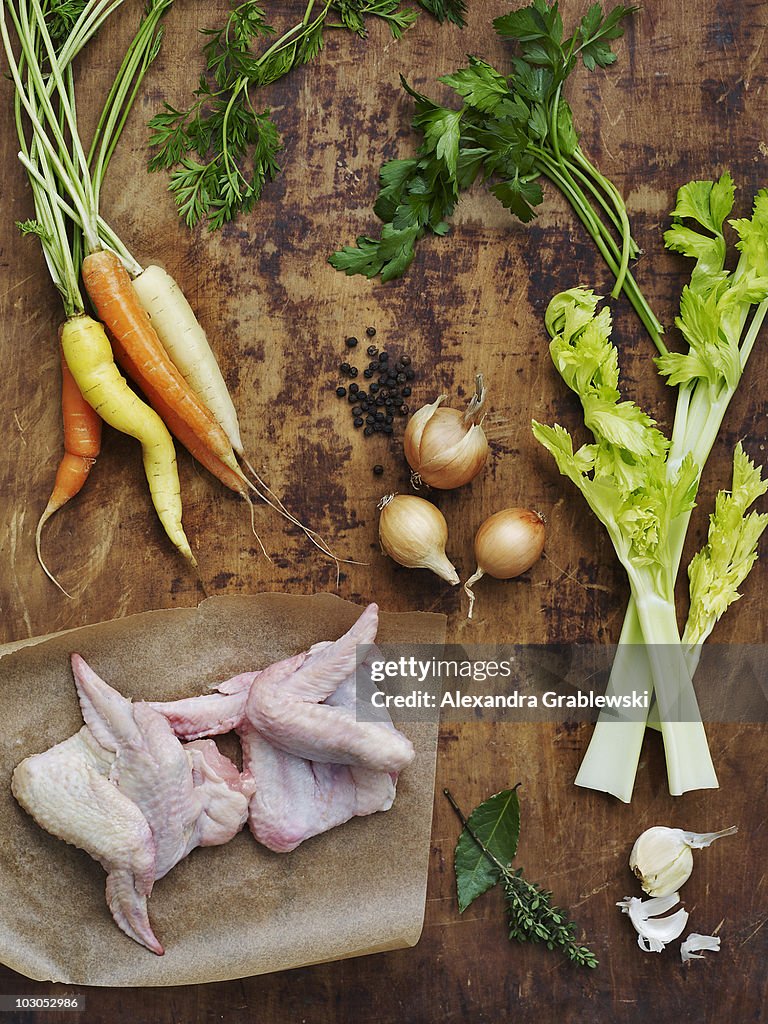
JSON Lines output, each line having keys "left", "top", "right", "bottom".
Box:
{"left": 617, "top": 892, "right": 688, "bottom": 953}
{"left": 377, "top": 494, "right": 460, "bottom": 584}
{"left": 681, "top": 933, "right": 721, "bottom": 962}
{"left": 629, "top": 825, "right": 738, "bottom": 898}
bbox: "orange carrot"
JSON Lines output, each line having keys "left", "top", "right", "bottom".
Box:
{"left": 108, "top": 329, "right": 250, "bottom": 499}
{"left": 36, "top": 340, "right": 103, "bottom": 593}
{"left": 81, "top": 249, "right": 240, "bottom": 475}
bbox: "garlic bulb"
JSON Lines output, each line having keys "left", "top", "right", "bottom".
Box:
{"left": 629, "top": 825, "right": 738, "bottom": 898}
{"left": 404, "top": 375, "right": 489, "bottom": 489}
{"left": 616, "top": 892, "right": 689, "bottom": 953}
{"left": 377, "top": 494, "right": 459, "bottom": 584}
{"left": 464, "top": 508, "right": 546, "bottom": 619}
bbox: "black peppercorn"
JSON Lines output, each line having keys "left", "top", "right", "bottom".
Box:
{"left": 374, "top": 422, "right": 383, "bottom": 432}
{"left": 349, "top": 382, "right": 359, "bottom": 393}
{"left": 353, "top": 417, "right": 364, "bottom": 427}
{"left": 339, "top": 362, "right": 350, "bottom": 374}
{"left": 385, "top": 398, "right": 393, "bottom": 407}
{"left": 392, "top": 396, "right": 403, "bottom": 407}
{"left": 366, "top": 344, "right": 378, "bottom": 356}
{"left": 375, "top": 410, "right": 385, "bottom": 422}
{"left": 385, "top": 414, "right": 394, "bottom": 424}
{"left": 366, "top": 414, "right": 375, "bottom": 425}
{"left": 363, "top": 368, "right": 373, "bottom": 379}
{"left": 345, "top": 336, "right": 358, "bottom": 348}
{"left": 335, "top": 386, "right": 347, "bottom": 398}
{"left": 370, "top": 382, "right": 380, "bottom": 394}
{"left": 349, "top": 366, "right": 358, "bottom": 378}
{"left": 396, "top": 372, "right": 406, "bottom": 384}
{"left": 373, "top": 463, "right": 384, "bottom": 474}
{"left": 399, "top": 404, "right": 409, "bottom": 415}
{"left": 352, "top": 405, "right": 362, "bottom": 416}
{"left": 405, "top": 368, "right": 415, "bottom": 380}
{"left": 366, "top": 327, "right": 377, "bottom": 338}
{"left": 402, "top": 386, "right": 412, "bottom": 397}
{"left": 383, "top": 424, "right": 393, "bottom": 434}
{"left": 378, "top": 351, "right": 389, "bottom": 362}
{"left": 364, "top": 426, "right": 374, "bottom": 437}
{"left": 401, "top": 355, "right": 411, "bottom": 366}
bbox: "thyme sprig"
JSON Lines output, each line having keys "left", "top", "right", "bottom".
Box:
{"left": 445, "top": 787, "right": 598, "bottom": 968}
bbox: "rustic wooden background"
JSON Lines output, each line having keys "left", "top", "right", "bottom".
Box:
{"left": 1, "top": 0, "right": 766, "bottom": 1021}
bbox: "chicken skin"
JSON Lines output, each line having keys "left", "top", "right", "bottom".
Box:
{"left": 12, "top": 658, "right": 254, "bottom": 954}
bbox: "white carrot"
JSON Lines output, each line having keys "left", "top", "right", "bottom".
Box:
{"left": 131, "top": 265, "right": 244, "bottom": 454}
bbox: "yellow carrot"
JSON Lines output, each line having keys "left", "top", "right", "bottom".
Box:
{"left": 131, "top": 265, "right": 244, "bottom": 455}
{"left": 60, "top": 313, "right": 195, "bottom": 565}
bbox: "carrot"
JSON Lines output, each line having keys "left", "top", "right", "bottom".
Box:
{"left": 108, "top": 328, "right": 250, "bottom": 499}
{"left": 35, "top": 340, "right": 103, "bottom": 593}
{"left": 60, "top": 313, "right": 195, "bottom": 565}
{"left": 131, "top": 265, "right": 244, "bottom": 456}
{"left": 81, "top": 250, "right": 241, "bottom": 475}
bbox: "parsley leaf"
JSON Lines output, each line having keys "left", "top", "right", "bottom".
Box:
{"left": 329, "top": 1, "right": 663, "bottom": 349}
{"left": 440, "top": 57, "right": 509, "bottom": 113}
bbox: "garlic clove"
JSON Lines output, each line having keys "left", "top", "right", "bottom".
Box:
{"left": 617, "top": 892, "right": 688, "bottom": 953}
{"left": 681, "top": 933, "right": 721, "bottom": 962}
{"left": 629, "top": 825, "right": 737, "bottom": 898}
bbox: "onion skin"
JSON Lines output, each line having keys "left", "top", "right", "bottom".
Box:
{"left": 378, "top": 494, "right": 460, "bottom": 584}
{"left": 404, "top": 397, "right": 489, "bottom": 490}
{"left": 475, "top": 508, "right": 546, "bottom": 579}
{"left": 464, "top": 508, "right": 546, "bottom": 619}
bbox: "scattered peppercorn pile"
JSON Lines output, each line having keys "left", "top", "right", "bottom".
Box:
{"left": 333, "top": 328, "right": 416, "bottom": 448}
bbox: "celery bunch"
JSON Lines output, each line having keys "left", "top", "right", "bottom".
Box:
{"left": 536, "top": 175, "right": 768, "bottom": 799}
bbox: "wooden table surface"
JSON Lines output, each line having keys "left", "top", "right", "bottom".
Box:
{"left": 1, "top": 1, "right": 766, "bottom": 1021}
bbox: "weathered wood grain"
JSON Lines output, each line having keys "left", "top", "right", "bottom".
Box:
{"left": 0, "top": 0, "right": 766, "bottom": 1020}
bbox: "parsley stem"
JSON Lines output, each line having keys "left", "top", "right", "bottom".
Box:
{"left": 565, "top": 157, "right": 627, "bottom": 239}
{"left": 572, "top": 146, "right": 637, "bottom": 263}
{"left": 548, "top": 85, "right": 631, "bottom": 300}
{"left": 533, "top": 149, "right": 666, "bottom": 354}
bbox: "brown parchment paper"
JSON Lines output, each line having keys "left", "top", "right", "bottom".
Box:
{"left": 0, "top": 593, "right": 446, "bottom": 987}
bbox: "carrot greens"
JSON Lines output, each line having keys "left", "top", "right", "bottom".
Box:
{"left": 148, "top": 0, "right": 466, "bottom": 230}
